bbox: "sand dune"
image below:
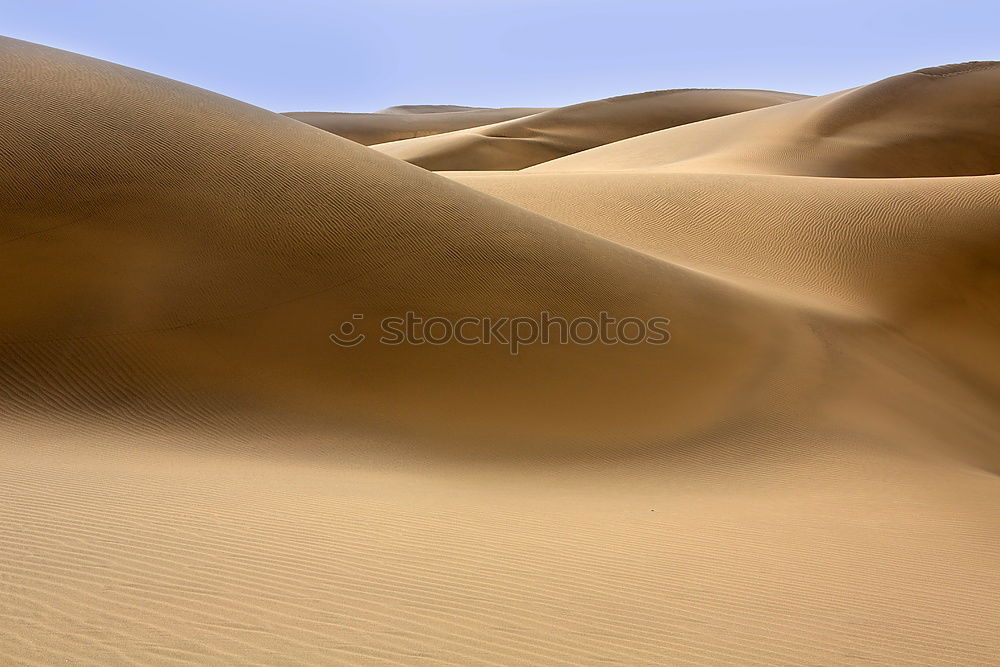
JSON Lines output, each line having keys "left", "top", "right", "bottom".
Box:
{"left": 0, "top": 37, "right": 791, "bottom": 452}
{"left": 377, "top": 104, "right": 489, "bottom": 114}
{"left": 283, "top": 106, "right": 547, "bottom": 145}
{"left": 2, "top": 36, "right": 1000, "bottom": 665}
{"left": 449, "top": 170, "right": 1000, "bottom": 429}
{"left": 372, "top": 89, "right": 806, "bottom": 170}
{"left": 533, "top": 62, "right": 1000, "bottom": 176}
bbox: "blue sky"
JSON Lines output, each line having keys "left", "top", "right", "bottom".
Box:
{"left": 1, "top": 0, "right": 997, "bottom": 112}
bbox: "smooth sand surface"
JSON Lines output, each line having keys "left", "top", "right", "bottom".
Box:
{"left": 372, "top": 89, "right": 806, "bottom": 170}
{"left": 2, "top": 37, "right": 999, "bottom": 665}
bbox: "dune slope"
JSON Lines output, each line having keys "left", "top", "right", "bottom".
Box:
{"left": 0, "top": 37, "right": 808, "bottom": 454}
{"left": 533, "top": 62, "right": 1000, "bottom": 177}
{"left": 449, "top": 169, "right": 1000, "bottom": 424}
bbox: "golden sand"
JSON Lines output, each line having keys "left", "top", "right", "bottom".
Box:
{"left": 1, "top": 37, "right": 998, "bottom": 664}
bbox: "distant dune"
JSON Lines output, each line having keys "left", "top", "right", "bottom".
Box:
{"left": 283, "top": 106, "right": 547, "bottom": 145}
{"left": 372, "top": 88, "right": 807, "bottom": 170}
{"left": 377, "top": 104, "right": 489, "bottom": 114}
{"left": 2, "top": 36, "right": 999, "bottom": 665}
{"left": 531, "top": 62, "right": 1000, "bottom": 176}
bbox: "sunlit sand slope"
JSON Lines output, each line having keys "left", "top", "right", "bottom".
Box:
{"left": 533, "top": 62, "right": 1000, "bottom": 177}
{"left": 450, "top": 170, "right": 1000, "bottom": 457}
{"left": 373, "top": 89, "right": 806, "bottom": 170}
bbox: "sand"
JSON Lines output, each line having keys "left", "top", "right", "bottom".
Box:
{"left": 1, "top": 36, "right": 998, "bottom": 665}
{"left": 284, "top": 106, "right": 548, "bottom": 145}
{"left": 371, "top": 89, "right": 807, "bottom": 170}
{"left": 529, "top": 62, "right": 1000, "bottom": 177}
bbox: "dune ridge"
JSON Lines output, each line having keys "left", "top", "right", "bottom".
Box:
{"left": 283, "top": 106, "right": 548, "bottom": 145}
{"left": 372, "top": 88, "right": 807, "bottom": 170}
{"left": 531, "top": 62, "right": 1000, "bottom": 177}
{"left": 2, "top": 36, "right": 999, "bottom": 665}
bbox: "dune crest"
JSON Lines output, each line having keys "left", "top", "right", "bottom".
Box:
{"left": 377, "top": 104, "right": 489, "bottom": 114}
{"left": 283, "top": 106, "right": 547, "bottom": 145}
{"left": 373, "top": 88, "right": 807, "bottom": 170}
{"left": 533, "top": 62, "right": 1000, "bottom": 177}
